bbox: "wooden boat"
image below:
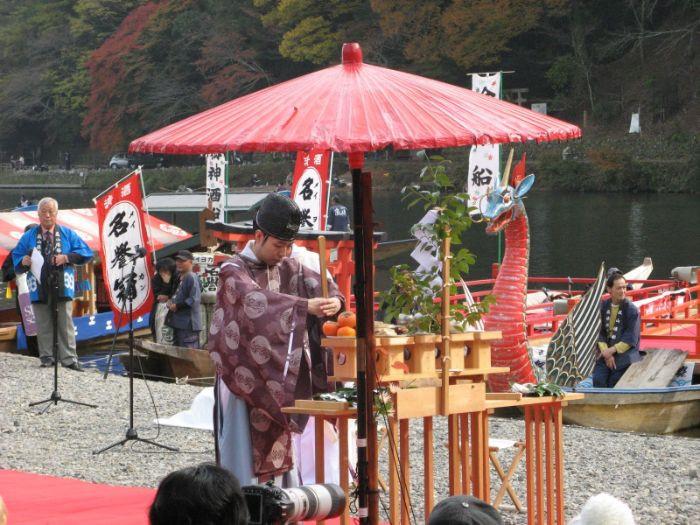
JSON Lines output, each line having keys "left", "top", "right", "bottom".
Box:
{"left": 375, "top": 239, "right": 415, "bottom": 262}
{"left": 124, "top": 338, "right": 215, "bottom": 386}
{"left": 0, "top": 322, "right": 18, "bottom": 352}
{"left": 563, "top": 384, "right": 700, "bottom": 434}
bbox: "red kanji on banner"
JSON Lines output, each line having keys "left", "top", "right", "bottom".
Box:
{"left": 291, "top": 149, "right": 332, "bottom": 231}
{"left": 95, "top": 170, "right": 154, "bottom": 326}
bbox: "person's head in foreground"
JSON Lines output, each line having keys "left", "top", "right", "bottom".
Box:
{"left": 251, "top": 193, "right": 302, "bottom": 266}
{"left": 149, "top": 463, "right": 248, "bottom": 525}
{"left": 569, "top": 493, "right": 635, "bottom": 525}
{"left": 428, "top": 495, "right": 503, "bottom": 525}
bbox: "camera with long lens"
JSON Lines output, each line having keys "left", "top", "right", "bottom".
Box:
{"left": 242, "top": 481, "right": 346, "bottom": 524}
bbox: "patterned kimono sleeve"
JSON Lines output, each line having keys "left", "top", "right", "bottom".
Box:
{"left": 297, "top": 260, "right": 345, "bottom": 307}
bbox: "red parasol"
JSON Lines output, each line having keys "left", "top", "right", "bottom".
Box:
{"left": 130, "top": 44, "right": 580, "bottom": 155}
{"left": 130, "top": 43, "right": 581, "bottom": 524}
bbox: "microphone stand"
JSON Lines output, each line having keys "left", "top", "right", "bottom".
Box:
{"left": 29, "top": 260, "right": 97, "bottom": 414}
{"left": 94, "top": 253, "right": 178, "bottom": 454}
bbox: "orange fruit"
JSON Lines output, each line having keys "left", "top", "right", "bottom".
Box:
{"left": 322, "top": 321, "right": 339, "bottom": 337}
{"left": 338, "top": 311, "right": 356, "bottom": 329}
{"left": 336, "top": 326, "right": 356, "bottom": 337}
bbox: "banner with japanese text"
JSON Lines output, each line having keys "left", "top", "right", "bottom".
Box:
{"left": 193, "top": 252, "right": 219, "bottom": 293}
{"left": 291, "top": 150, "right": 333, "bottom": 231}
{"left": 95, "top": 170, "right": 154, "bottom": 325}
{"left": 206, "top": 153, "right": 228, "bottom": 222}
{"left": 468, "top": 73, "right": 501, "bottom": 214}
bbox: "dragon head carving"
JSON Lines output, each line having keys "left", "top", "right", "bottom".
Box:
{"left": 480, "top": 153, "right": 534, "bottom": 234}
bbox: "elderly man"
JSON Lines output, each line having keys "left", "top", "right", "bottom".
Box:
{"left": 12, "top": 197, "right": 93, "bottom": 370}
{"left": 208, "top": 193, "right": 343, "bottom": 486}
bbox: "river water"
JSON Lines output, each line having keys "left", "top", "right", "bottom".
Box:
{"left": 373, "top": 190, "right": 700, "bottom": 288}
{"left": 2, "top": 188, "right": 698, "bottom": 288}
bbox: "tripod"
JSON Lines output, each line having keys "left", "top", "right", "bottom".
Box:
{"left": 29, "top": 266, "right": 97, "bottom": 414}
{"left": 94, "top": 256, "right": 178, "bottom": 454}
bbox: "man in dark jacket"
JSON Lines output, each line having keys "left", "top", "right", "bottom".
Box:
{"left": 593, "top": 271, "right": 642, "bottom": 387}
{"left": 167, "top": 250, "right": 202, "bottom": 348}
{"left": 326, "top": 195, "right": 349, "bottom": 231}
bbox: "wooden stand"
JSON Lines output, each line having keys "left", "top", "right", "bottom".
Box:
{"left": 289, "top": 235, "right": 584, "bottom": 524}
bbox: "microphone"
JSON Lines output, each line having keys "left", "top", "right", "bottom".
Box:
{"left": 129, "top": 246, "right": 148, "bottom": 260}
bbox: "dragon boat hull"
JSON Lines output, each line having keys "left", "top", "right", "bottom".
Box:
{"left": 563, "top": 385, "right": 700, "bottom": 434}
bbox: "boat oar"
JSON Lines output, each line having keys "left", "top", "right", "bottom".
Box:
{"left": 318, "top": 235, "right": 329, "bottom": 298}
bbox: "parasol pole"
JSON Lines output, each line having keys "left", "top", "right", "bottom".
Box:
{"left": 349, "top": 151, "right": 379, "bottom": 524}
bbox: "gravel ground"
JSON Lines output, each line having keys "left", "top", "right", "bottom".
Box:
{"left": 1, "top": 353, "right": 698, "bottom": 524}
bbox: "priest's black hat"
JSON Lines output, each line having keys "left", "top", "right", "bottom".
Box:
{"left": 252, "top": 193, "right": 302, "bottom": 241}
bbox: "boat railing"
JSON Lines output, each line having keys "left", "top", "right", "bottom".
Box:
{"left": 365, "top": 276, "right": 695, "bottom": 347}
{"left": 638, "top": 277, "right": 700, "bottom": 357}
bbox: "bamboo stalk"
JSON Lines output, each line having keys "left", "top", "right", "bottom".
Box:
{"left": 441, "top": 233, "right": 452, "bottom": 415}
{"left": 318, "top": 235, "right": 328, "bottom": 298}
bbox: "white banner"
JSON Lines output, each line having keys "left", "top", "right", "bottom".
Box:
{"left": 471, "top": 73, "right": 501, "bottom": 98}
{"left": 95, "top": 170, "right": 154, "bottom": 323}
{"left": 292, "top": 150, "right": 333, "bottom": 231}
{"left": 468, "top": 73, "right": 501, "bottom": 214}
{"left": 467, "top": 144, "right": 500, "bottom": 213}
{"left": 206, "top": 154, "right": 228, "bottom": 222}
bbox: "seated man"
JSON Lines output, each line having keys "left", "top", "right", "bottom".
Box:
{"left": 593, "top": 271, "right": 642, "bottom": 388}
{"left": 149, "top": 463, "right": 248, "bottom": 525}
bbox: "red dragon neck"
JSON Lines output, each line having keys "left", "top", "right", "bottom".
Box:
{"left": 484, "top": 211, "right": 535, "bottom": 391}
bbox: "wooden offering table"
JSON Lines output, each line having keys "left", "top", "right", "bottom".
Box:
{"left": 289, "top": 329, "right": 584, "bottom": 525}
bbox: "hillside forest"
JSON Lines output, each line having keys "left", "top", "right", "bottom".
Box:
{"left": 0, "top": 0, "right": 697, "bottom": 166}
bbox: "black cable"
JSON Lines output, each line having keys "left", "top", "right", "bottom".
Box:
{"left": 133, "top": 348, "right": 162, "bottom": 443}
{"left": 101, "top": 287, "right": 126, "bottom": 380}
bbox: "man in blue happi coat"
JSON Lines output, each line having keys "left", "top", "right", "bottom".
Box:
{"left": 13, "top": 197, "right": 93, "bottom": 370}
{"left": 594, "top": 270, "right": 642, "bottom": 387}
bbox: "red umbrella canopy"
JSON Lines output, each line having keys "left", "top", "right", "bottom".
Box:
{"left": 130, "top": 43, "right": 580, "bottom": 155}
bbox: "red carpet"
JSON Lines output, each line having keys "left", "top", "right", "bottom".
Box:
{"left": 0, "top": 470, "right": 361, "bottom": 524}
{"left": 0, "top": 470, "right": 154, "bottom": 524}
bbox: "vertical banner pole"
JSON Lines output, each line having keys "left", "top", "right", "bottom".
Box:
{"left": 225, "top": 151, "right": 231, "bottom": 224}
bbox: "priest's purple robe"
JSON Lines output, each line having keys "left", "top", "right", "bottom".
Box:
{"left": 208, "top": 251, "right": 343, "bottom": 479}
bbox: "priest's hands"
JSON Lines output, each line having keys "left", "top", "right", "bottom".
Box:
{"left": 308, "top": 297, "right": 342, "bottom": 317}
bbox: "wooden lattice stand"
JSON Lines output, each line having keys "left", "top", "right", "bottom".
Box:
{"left": 283, "top": 234, "right": 583, "bottom": 524}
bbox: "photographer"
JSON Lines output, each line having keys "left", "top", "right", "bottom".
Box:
{"left": 150, "top": 463, "right": 248, "bottom": 525}
{"left": 12, "top": 198, "right": 93, "bottom": 370}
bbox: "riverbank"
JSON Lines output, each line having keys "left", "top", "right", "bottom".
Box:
{"left": 0, "top": 130, "right": 697, "bottom": 195}
{"left": 1, "top": 353, "right": 697, "bottom": 524}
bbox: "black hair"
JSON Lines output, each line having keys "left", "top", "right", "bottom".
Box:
{"left": 155, "top": 257, "right": 176, "bottom": 274}
{"left": 606, "top": 271, "right": 626, "bottom": 289}
{"left": 332, "top": 195, "right": 340, "bottom": 204}
{"left": 149, "top": 463, "right": 248, "bottom": 525}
